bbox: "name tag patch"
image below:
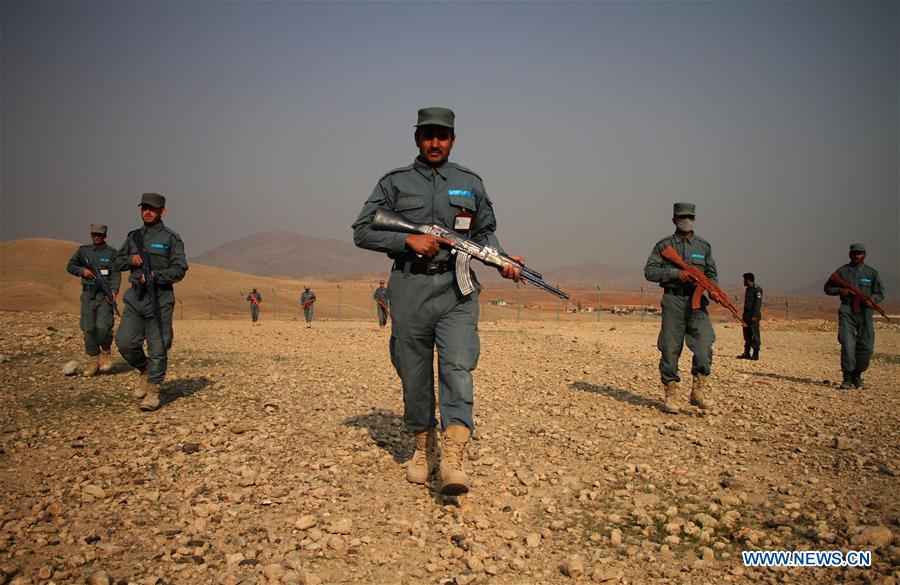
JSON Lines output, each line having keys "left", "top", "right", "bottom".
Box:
{"left": 150, "top": 243, "right": 169, "bottom": 250}
{"left": 691, "top": 253, "right": 705, "bottom": 260}
{"left": 860, "top": 278, "right": 872, "bottom": 284}
{"left": 454, "top": 216, "right": 472, "bottom": 231}
{"left": 100, "top": 269, "right": 110, "bottom": 276}
{"left": 448, "top": 189, "right": 475, "bottom": 198}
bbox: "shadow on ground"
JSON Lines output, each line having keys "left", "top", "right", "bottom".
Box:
{"left": 740, "top": 370, "right": 829, "bottom": 386}
{"left": 570, "top": 380, "right": 664, "bottom": 409}
{"left": 344, "top": 409, "right": 413, "bottom": 464}
{"left": 160, "top": 376, "right": 213, "bottom": 406}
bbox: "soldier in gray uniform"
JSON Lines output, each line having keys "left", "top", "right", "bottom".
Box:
{"left": 352, "top": 107, "right": 522, "bottom": 495}
{"left": 373, "top": 280, "right": 390, "bottom": 328}
{"left": 114, "top": 193, "right": 188, "bottom": 411}
{"left": 66, "top": 224, "right": 121, "bottom": 376}
{"left": 644, "top": 202, "right": 718, "bottom": 414}
{"left": 300, "top": 286, "right": 316, "bottom": 327}
{"left": 738, "top": 273, "right": 763, "bottom": 360}
{"left": 824, "top": 243, "right": 885, "bottom": 389}
{"left": 247, "top": 288, "right": 262, "bottom": 323}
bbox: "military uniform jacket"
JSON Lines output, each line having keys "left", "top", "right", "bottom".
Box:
{"left": 743, "top": 284, "right": 763, "bottom": 317}
{"left": 373, "top": 286, "right": 389, "bottom": 304}
{"left": 116, "top": 223, "right": 188, "bottom": 288}
{"left": 352, "top": 157, "right": 504, "bottom": 263}
{"left": 644, "top": 232, "right": 718, "bottom": 291}
{"left": 824, "top": 263, "right": 884, "bottom": 305}
{"left": 67, "top": 244, "right": 121, "bottom": 292}
{"left": 247, "top": 291, "right": 262, "bottom": 303}
{"left": 301, "top": 291, "right": 316, "bottom": 305}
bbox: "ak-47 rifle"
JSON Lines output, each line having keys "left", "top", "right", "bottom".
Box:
{"left": 301, "top": 296, "right": 315, "bottom": 310}
{"left": 78, "top": 249, "right": 120, "bottom": 317}
{"left": 374, "top": 292, "right": 389, "bottom": 314}
{"left": 247, "top": 294, "right": 262, "bottom": 310}
{"left": 132, "top": 231, "right": 168, "bottom": 352}
{"left": 660, "top": 245, "right": 746, "bottom": 327}
{"left": 828, "top": 272, "right": 890, "bottom": 321}
{"left": 371, "top": 208, "right": 569, "bottom": 300}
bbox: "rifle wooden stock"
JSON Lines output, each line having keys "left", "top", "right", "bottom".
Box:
{"left": 660, "top": 245, "right": 746, "bottom": 327}
{"left": 828, "top": 273, "right": 890, "bottom": 321}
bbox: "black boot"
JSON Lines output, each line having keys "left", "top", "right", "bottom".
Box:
{"left": 750, "top": 347, "right": 759, "bottom": 361}
{"left": 851, "top": 371, "right": 869, "bottom": 389}
{"left": 737, "top": 344, "right": 751, "bottom": 359}
{"left": 839, "top": 371, "right": 853, "bottom": 390}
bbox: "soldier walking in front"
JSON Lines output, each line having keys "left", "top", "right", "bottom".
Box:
{"left": 373, "top": 280, "right": 390, "bottom": 328}
{"left": 247, "top": 288, "right": 262, "bottom": 324}
{"left": 824, "top": 243, "right": 885, "bottom": 389}
{"left": 114, "top": 193, "right": 188, "bottom": 411}
{"left": 300, "top": 286, "right": 316, "bottom": 327}
{"left": 644, "top": 202, "right": 718, "bottom": 414}
{"left": 353, "top": 107, "right": 522, "bottom": 495}
{"left": 737, "top": 273, "right": 763, "bottom": 360}
{"left": 66, "top": 224, "right": 121, "bottom": 376}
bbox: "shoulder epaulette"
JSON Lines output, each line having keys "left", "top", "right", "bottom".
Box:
{"left": 378, "top": 164, "right": 415, "bottom": 182}
{"left": 447, "top": 162, "right": 483, "bottom": 181}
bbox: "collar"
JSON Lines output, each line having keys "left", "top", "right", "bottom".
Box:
{"left": 413, "top": 156, "right": 449, "bottom": 180}
{"left": 672, "top": 230, "right": 694, "bottom": 242}
{"left": 142, "top": 222, "right": 165, "bottom": 236}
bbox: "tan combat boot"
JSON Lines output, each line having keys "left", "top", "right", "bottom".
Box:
{"left": 661, "top": 381, "right": 679, "bottom": 414}
{"left": 133, "top": 370, "right": 149, "bottom": 399}
{"left": 405, "top": 427, "right": 438, "bottom": 484}
{"left": 140, "top": 382, "right": 161, "bottom": 411}
{"left": 690, "top": 373, "right": 713, "bottom": 409}
{"left": 440, "top": 425, "right": 471, "bottom": 495}
{"left": 98, "top": 349, "right": 113, "bottom": 373}
{"left": 83, "top": 354, "right": 100, "bottom": 377}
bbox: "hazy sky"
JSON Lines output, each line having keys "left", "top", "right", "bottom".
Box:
{"left": 2, "top": 1, "right": 898, "bottom": 291}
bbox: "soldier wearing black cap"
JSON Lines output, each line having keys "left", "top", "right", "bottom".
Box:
{"left": 737, "top": 273, "right": 763, "bottom": 360}
{"left": 824, "top": 243, "right": 885, "bottom": 389}
{"left": 66, "top": 224, "right": 121, "bottom": 376}
{"left": 644, "top": 202, "right": 718, "bottom": 414}
{"left": 353, "top": 107, "right": 522, "bottom": 495}
{"left": 114, "top": 193, "right": 188, "bottom": 411}
{"left": 373, "top": 280, "right": 389, "bottom": 328}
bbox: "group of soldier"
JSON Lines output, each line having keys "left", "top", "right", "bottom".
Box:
{"left": 67, "top": 106, "right": 887, "bottom": 497}
{"left": 245, "top": 285, "right": 319, "bottom": 327}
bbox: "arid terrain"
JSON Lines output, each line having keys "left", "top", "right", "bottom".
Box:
{"left": 0, "top": 310, "right": 897, "bottom": 585}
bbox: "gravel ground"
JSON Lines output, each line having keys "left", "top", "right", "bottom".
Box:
{"left": 1, "top": 311, "right": 898, "bottom": 585}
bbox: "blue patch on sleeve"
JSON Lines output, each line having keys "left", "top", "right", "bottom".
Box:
{"left": 691, "top": 253, "right": 705, "bottom": 260}
{"left": 448, "top": 189, "right": 475, "bottom": 198}
{"left": 150, "top": 243, "right": 169, "bottom": 250}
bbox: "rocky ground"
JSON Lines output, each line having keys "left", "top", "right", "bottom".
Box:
{"left": 0, "top": 311, "right": 898, "bottom": 585}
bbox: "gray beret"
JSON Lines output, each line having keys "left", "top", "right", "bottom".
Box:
{"left": 849, "top": 243, "right": 866, "bottom": 252}
{"left": 89, "top": 224, "right": 108, "bottom": 235}
{"left": 139, "top": 192, "right": 166, "bottom": 209}
{"left": 416, "top": 107, "right": 455, "bottom": 128}
{"left": 673, "top": 202, "right": 696, "bottom": 217}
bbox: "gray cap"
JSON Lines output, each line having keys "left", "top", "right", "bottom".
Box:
{"left": 849, "top": 242, "right": 866, "bottom": 252}
{"left": 416, "top": 107, "right": 455, "bottom": 128}
{"left": 139, "top": 192, "right": 166, "bottom": 209}
{"left": 673, "top": 202, "right": 696, "bottom": 217}
{"left": 90, "top": 224, "right": 108, "bottom": 235}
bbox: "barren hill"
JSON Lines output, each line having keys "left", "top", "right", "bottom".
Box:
{"left": 191, "top": 230, "right": 386, "bottom": 278}
{"left": 0, "top": 238, "right": 390, "bottom": 319}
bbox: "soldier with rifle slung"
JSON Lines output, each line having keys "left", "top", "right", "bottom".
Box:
{"left": 114, "top": 193, "right": 188, "bottom": 411}
{"left": 644, "top": 202, "right": 719, "bottom": 414}
{"left": 373, "top": 280, "right": 389, "bottom": 328}
{"left": 824, "top": 243, "right": 886, "bottom": 390}
{"left": 247, "top": 288, "right": 262, "bottom": 324}
{"left": 352, "top": 107, "right": 523, "bottom": 496}
{"left": 300, "top": 286, "right": 316, "bottom": 327}
{"left": 66, "top": 224, "right": 121, "bottom": 376}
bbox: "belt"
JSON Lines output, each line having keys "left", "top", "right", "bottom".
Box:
{"left": 392, "top": 259, "right": 454, "bottom": 275}
{"left": 132, "top": 283, "right": 173, "bottom": 291}
{"left": 664, "top": 287, "right": 695, "bottom": 296}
